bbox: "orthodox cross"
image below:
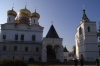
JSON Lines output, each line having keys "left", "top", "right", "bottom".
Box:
{"left": 12, "top": 3, "right": 14, "bottom": 10}
{"left": 83, "top": 5, "right": 84, "bottom": 9}
{"left": 51, "top": 21, "right": 53, "bottom": 25}
{"left": 25, "top": 2, "right": 27, "bottom": 8}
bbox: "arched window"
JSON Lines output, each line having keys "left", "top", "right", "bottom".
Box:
{"left": 2, "top": 35, "right": 6, "bottom": 39}
{"left": 34, "top": 19, "right": 35, "bottom": 23}
{"left": 32, "top": 35, "right": 35, "bottom": 41}
{"left": 79, "top": 27, "right": 82, "bottom": 35}
{"left": 36, "top": 47, "right": 38, "bottom": 52}
{"left": 15, "top": 34, "right": 18, "bottom": 40}
{"left": 14, "top": 46, "right": 17, "bottom": 51}
{"left": 3, "top": 46, "right": 6, "bottom": 51}
{"left": 25, "top": 47, "right": 28, "bottom": 51}
{"left": 87, "top": 26, "right": 90, "bottom": 32}
{"left": 21, "top": 34, "right": 24, "bottom": 41}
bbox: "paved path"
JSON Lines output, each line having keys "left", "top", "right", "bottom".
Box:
{"left": 30, "top": 65, "right": 96, "bottom": 66}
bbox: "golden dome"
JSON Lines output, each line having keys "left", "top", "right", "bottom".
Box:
{"left": 7, "top": 9, "right": 17, "bottom": 16}
{"left": 18, "top": 7, "right": 31, "bottom": 17}
{"left": 31, "top": 10, "right": 40, "bottom": 19}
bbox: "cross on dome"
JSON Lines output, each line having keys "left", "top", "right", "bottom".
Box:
{"left": 25, "top": 2, "right": 27, "bottom": 9}
{"left": 12, "top": 3, "right": 14, "bottom": 10}
{"left": 35, "top": 6, "right": 36, "bottom": 12}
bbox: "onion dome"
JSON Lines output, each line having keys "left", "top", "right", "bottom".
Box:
{"left": 31, "top": 9, "right": 40, "bottom": 19}
{"left": 18, "top": 7, "right": 31, "bottom": 17}
{"left": 7, "top": 8, "right": 17, "bottom": 17}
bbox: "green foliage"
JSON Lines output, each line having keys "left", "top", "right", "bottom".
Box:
{"left": 0, "top": 59, "right": 28, "bottom": 66}
{"left": 72, "top": 45, "right": 76, "bottom": 54}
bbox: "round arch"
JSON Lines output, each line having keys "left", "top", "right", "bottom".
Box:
{"left": 46, "top": 45, "right": 56, "bottom": 62}
{"left": 28, "top": 58, "right": 34, "bottom": 63}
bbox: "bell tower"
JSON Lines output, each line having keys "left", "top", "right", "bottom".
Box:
{"left": 75, "top": 8, "right": 99, "bottom": 61}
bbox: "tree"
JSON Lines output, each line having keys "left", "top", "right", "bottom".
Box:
{"left": 72, "top": 45, "right": 76, "bottom": 54}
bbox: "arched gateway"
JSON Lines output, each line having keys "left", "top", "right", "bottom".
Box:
{"left": 46, "top": 45, "right": 56, "bottom": 62}
{"left": 28, "top": 58, "right": 34, "bottom": 63}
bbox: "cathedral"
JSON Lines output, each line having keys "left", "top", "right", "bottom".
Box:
{"left": 0, "top": 6, "right": 64, "bottom": 62}
{"left": 1, "top": 5, "right": 99, "bottom": 62}
{"left": 75, "top": 9, "right": 100, "bottom": 61}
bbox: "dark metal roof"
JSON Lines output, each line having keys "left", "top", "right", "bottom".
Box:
{"left": 46, "top": 25, "right": 59, "bottom": 38}
{"left": 82, "top": 9, "right": 90, "bottom": 22}
{"left": 63, "top": 47, "right": 69, "bottom": 52}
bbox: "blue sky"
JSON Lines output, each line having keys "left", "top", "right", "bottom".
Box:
{"left": 0, "top": 0, "right": 100, "bottom": 51}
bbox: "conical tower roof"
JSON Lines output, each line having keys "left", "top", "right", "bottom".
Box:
{"left": 46, "top": 25, "right": 59, "bottom": 38}
{"left": 82, "top": 9, "right": 90, "bottom": 22}
{"left": 63, "top": 47, "right": 69, "bottom": 52}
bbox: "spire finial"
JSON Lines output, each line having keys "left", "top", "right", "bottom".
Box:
{"left": 83, "top": 5, "right": 84, "bottom": 10}
{"left": 12, "top": 3, "right": 14, "bottom": 10}
{"left": 35, "top": 6, "right": 36, "bottom": 12}
{"left": 51, "top": 21, "right": 53, "bottom": 25}
{"left": 83, "top": 5, "right": 85, "bottom": 14}
{"left": 25, "top": 2, "right": 27, "bottom": 9}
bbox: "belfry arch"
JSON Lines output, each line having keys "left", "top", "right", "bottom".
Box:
{"left": 46, "top": 45, "right": 56, "bottom": 62}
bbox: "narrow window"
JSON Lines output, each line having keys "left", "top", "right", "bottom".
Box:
{"left": 9, "top": 17, "right": 10, "bottom": 21}
{"left": 15, "top": 34, "right": 18, "bottom": 40}
{"left": 79, "top": 27, "right": 82, "bottom": 34}
{"left": 39, "top": 57, "right": 41, "bottom": 60}
{"left": 99, "top": 37, "right": 100, "bottom": 40}
{"left": 3, "top": 46, "right": 6, "bottom": 51}
{"left": 14, "top": 46, "right": 17, "bottom": 51}
{"left": 25, "top": 47, "right": 28, "bottom": 51}
{"left": 34, "top": 19, "right": 35, "bottom": 23}
{"left": 21, "top": 35, "right": 24, "bottom": 41}
{"left": 2, "top": 35, "right": 6, "bottom": 39}
{"left": 36, "top": 47, "right": 38, "bottom": 52}
{"left": 87, "top": 26, "right": 90, "bottom": 32}
{"left": 32, "top": 35, "right": 35, "bottom": 41}
{"left": 13, "top": 56, "right": 14, "bottom": 59}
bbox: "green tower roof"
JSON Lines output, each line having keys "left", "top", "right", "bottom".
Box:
{"left": 63, "top": 47, "right": 69, "bottom": 52}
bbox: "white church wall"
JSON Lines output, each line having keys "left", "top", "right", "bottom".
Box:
{"left": 63, "top": 52, "right": 75, "bottom": 61}
{"left": 85, "top": 44, "right": 99, "bottom": 51}
{"left": 31, "top": 17, "right": 39, "bottom": 24}
{"left": 1, "top": 29, "right": 43, "bottom": 42}
{"left": 85, "top": 35, "right": 97, "bottom": 43}
{"left": 0, "top": 43, "right": 42, "bottom": 61}
{"left": 85, "top": 52, "right": 99, "bottom": 61}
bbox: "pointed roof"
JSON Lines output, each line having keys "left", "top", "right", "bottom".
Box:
{"left": 82, "top": 9, "right": 90, "bottom": 22}
{"left": 46, "top": 25, "right": 60, "bottom": 38}
{"left": 63, "top": 47, "right": 69, "bottom": 52}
